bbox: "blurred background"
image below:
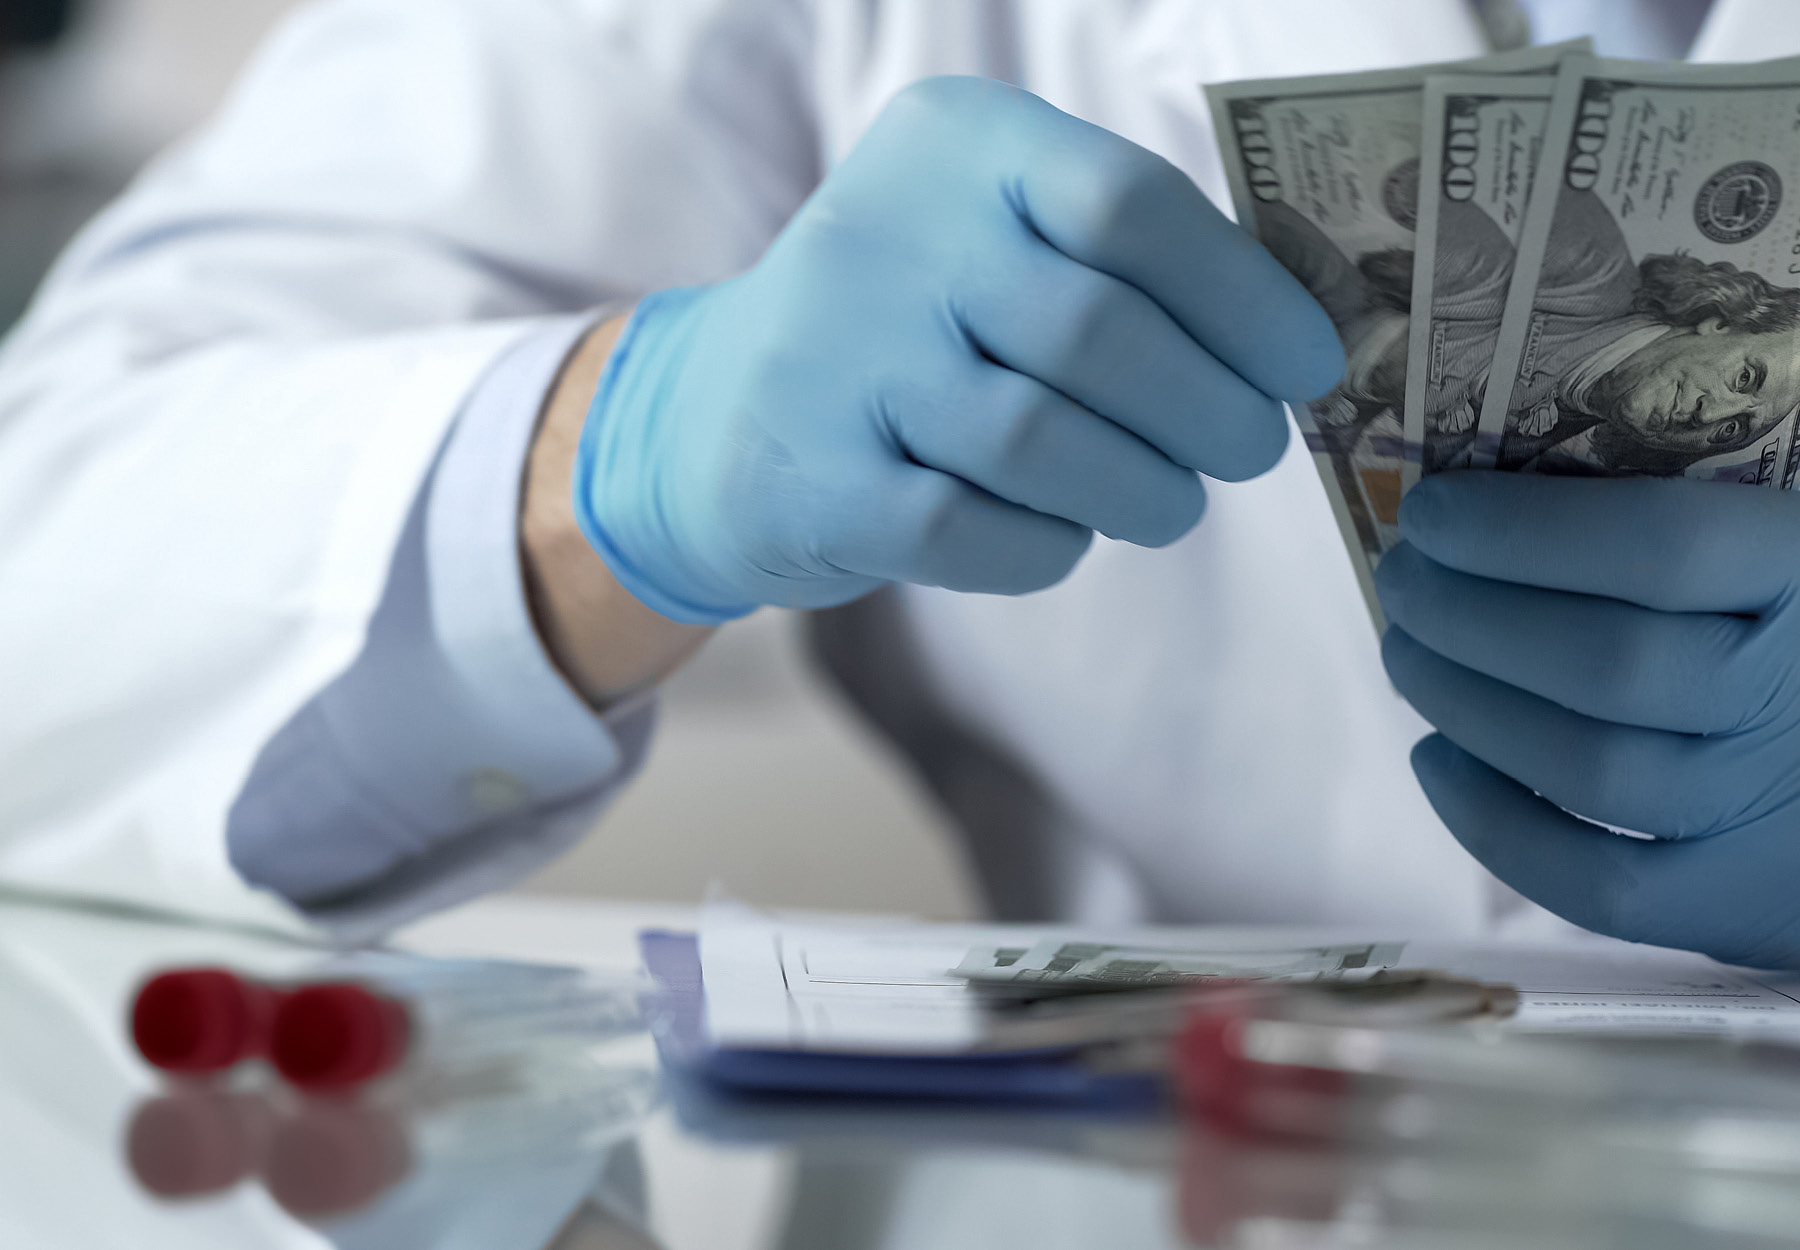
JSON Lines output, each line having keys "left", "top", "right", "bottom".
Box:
{"left": 0, "top": 0, "right": 978, "bottom": 920}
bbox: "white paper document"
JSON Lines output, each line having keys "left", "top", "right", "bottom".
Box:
{"left": 700, "top": 912, "right": 1011, "bottom": 1053}
{"left": 1407, "top": 940, "right": 1800, "bottom": 1038}
{"left": 698, "top": 908, "right": 1800, "bottom": 1055}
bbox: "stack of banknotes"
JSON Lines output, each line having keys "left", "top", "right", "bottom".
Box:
{"left": 944, "top": 939, "right": 1520, "bottom": 1048}
{"left": 1207, "top": 43, "right": 1800, "bottom": 623}
{"left": 953, "top": 938, "right": 1406, "bottom": 995}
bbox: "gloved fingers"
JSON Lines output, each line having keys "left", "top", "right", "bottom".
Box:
{"left": 889, "top": 363, "right": 1207, "bottom": 547}
{"left": 1003, "top": 88, "right": 1344, "bottom": 404}
{"left": 1376, "top": 542, "right": 1769, "bottom": 736}
{"left": 958, "top": 239, "right": 1290, "bottom": 481}
{"left": 828, "top": 466, "right": 1095, "bottom": 595}
{"left": 1398, "top": 472, "right": 1800, "bottom": 613}
{"left": 1383, "top": 626, "right": 1740, "bottom": 839}
{"left": 1412, "top": 734, "right": 1800, "bottom": 970}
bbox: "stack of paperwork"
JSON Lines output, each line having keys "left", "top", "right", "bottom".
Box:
{"left": 639, "top": 907, "right": 1800, "bottom": 1106}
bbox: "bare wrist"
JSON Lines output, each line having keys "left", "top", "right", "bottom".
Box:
{"left": 520, "top": 311, "right": 715, "bottom": 708}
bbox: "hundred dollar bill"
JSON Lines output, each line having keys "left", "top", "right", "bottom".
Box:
{"left": 1479, "top": 56, "right": 1800, "bottom": 485}
{"left": 1405, "top": 75, "right": 1557, "bottom": 484}
{"left": 968, "top": 971, "right": 1510, "bottom": 1052}
{"left": 1205, "top": 42, "right": 1581, "bottom": 625}
{"left": 951, "top": 938, "right": 1406, "bottom": 995}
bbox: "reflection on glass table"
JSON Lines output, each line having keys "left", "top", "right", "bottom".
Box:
{"left": 5, "top": 889, "right": 1800, "bottom": 1250}
{"left": 0, "top": 893, "right": 662, "bottom": 1250}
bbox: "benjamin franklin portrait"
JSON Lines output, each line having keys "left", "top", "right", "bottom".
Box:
{"left": 1261, "top": 187, "right": 1800, "bottom": 478}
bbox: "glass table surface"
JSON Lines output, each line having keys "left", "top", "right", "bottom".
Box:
{"left": 2, "top": 891, "right": 1795, "bottom": 1250}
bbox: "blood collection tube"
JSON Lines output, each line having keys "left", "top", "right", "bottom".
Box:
{"left": 1177, "top": 1003, "right": 1800, "bottom": 1165}
{"left": 132, "top": 957, "right": 639, "bottom": 1091}
{"left": 130, "top": 967, "right": 285, "bottom": 1075}
{"left": 268, "top": 959, "right": 642, "bottom": 1092}
{"left": 1175, "top": 1008, "right": 1351, "bottom": 1138}
{"left": 271, "top": 983, "right": 412, "bottom": 1091}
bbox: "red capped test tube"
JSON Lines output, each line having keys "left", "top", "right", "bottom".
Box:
{"left": 1176, "top": 1004, "right": 1356, "bottom": 1141}
{"left": 268, "top": 960, "right": 640, "bottom": 1093}
{"left": 130, "top": 967, "right": 287, "bottom": 1076}
{"left": 133, "top": 958, "right": 639, "bottom": 1093}
{"left": 270, "top": 982, "right": 415, "bottom": 1092}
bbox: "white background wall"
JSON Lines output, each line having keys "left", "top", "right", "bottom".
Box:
{"left": 1, "top": 0, "right": 979, "bottom": 920}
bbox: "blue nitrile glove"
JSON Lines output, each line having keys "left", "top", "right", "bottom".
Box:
{"left": 572, "top": 76, "right": 1343, "bottom": 624}
{"left": 1376, "top": 473, "right": 1800, "bottom": 969}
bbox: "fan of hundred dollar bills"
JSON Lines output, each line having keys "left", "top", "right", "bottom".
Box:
{"left": 1207, "top": 42, "right": 1800, "bottom": 626}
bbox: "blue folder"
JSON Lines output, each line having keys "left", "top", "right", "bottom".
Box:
{"left": 638, "top": 930, "right": 1162, "bottom": 1109}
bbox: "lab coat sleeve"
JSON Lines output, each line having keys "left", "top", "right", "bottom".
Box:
{"left": 226, "top": 314, "right": 659, "bottom": 943}
{"left": 0, "top": 0, "right": 819, "bottom": 936}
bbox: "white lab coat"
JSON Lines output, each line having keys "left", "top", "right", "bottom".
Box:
{"left": 0, "top": 0, "right": 1788, "bottom": 937}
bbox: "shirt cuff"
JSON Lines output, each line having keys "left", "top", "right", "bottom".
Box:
{"left": 228, "top": 311, "right": 645, "bottom": 931}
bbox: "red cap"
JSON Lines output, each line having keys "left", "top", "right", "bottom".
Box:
{"left": 1175, "top": 1007, "right": 1349, "bottom": 1138}
{"left": 131, "top": 968, "right": 280, "bottom": 1073}
{"left": 271, "top": 983, "right": 411, "bottom": 1091}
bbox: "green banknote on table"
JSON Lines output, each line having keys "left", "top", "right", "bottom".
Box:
{"left": 951, "top": 938, "right": 1406, "bottom": 997}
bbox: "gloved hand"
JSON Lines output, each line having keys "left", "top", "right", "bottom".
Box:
{"left": 1376, "top": 472, "right": 1800, "bottom": 969}
{"left": 573, "top": 75, "right": 1343, "bottom": 623}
